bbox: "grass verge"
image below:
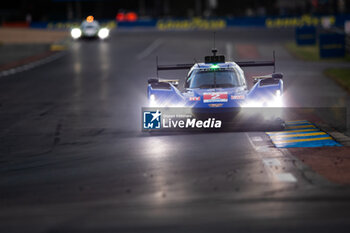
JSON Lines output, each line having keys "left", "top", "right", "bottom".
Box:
{"left": 285, "top": 42, "right": 320, "bottom": 61}
{"left": 285, "top": 42, "right": 350, "bottom": 62}
{"left": 324, "top": 68, "right": 350, "bottom": 93}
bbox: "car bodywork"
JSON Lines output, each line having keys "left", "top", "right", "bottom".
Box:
{"left": 147, "top": 51, "right": 283, "bottom": 112}
{"left": 80, "top": 20, "right": 101, "bottom": 38}
{"left": 70, "top": 16, "right": 110, "bottom": 40}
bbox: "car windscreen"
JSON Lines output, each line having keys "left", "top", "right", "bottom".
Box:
{"left": 84, "top": 25, "right": 96, "bottom": 29}
{"left": 188, "top": 69, "right": 240, "bottom": 89}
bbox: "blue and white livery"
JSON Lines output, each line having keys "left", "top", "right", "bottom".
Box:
{"left": 147, "top": 50, "right": 283, "bottom": 112}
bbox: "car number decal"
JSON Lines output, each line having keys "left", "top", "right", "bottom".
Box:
{"left": 203, "top": 92, "right": 228, "bottom": 103}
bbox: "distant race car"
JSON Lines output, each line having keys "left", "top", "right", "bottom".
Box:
{"left": 147, "top": 49, "right": 283, "bottom": 114}
{"left": 71, "top": 15, "right": 109, "bottom": 40}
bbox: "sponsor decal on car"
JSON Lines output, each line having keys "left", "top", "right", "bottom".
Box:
{"left": 231, "top": 95, "right": 245, "bottom": 100}
{"left": 203, "top": 92, "right": 228, "bottom": 103}
{"left": 189, "top": 96, "right": 201, "bottom": 101}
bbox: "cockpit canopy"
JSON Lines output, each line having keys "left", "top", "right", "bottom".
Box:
{"left": 186, "top": 67, "right": 246, "bottom": 89}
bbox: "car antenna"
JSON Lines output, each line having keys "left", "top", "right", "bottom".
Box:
{"left": 212, "top": 31, "right": 217, "bottom": 56}
{"left": 156, "top": 56, "right": 159, "bottom": 78}
{"left": 273, "top": 50, "right": 276, "bottom": 73}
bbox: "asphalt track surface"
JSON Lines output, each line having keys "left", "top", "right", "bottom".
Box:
{"left": 1, "top": 28, "right": 350, "bottom": 232}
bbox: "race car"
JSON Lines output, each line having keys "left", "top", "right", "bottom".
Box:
{"left": 70, "top": 15, "right": 110, "bottom": 40}
{"left": 147, "top": 49, "right": 283, "bottom": 113}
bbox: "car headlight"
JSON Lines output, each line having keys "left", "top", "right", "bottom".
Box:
{"left": 275, "top": 90, "right": 281, "bottom": 97}
{"left": 71, "top": 28, "right": 82, "bottom": 39}
{"left": 241, "top": 90, "right": 283, "bottom": 108}
{"left": 149, "top": 94, "right": 156, "bottom": 107}
{"left": 98, "top": 28, "right": 109, "bottom": 39}
{"left": 271, "top": 90, "right": 283, "bottom": 107}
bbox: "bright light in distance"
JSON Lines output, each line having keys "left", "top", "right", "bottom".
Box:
{"left": 98, "top": 28, "right": 109, "bottom": 39}
{"left": 71, "top": 28, "right": 82, "bottom": 39}
{"left": 86, "top": 15, "right": 94, "bottom": 23}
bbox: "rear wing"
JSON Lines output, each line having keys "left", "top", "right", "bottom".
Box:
{"left": 157, "top": 64, "right": 193, "bottom": 71}
{"left": 236, "top": 60, "right": 274, "bottom": 68}
{"left": 156, "top": 51, "right": 276, "bottom": 73}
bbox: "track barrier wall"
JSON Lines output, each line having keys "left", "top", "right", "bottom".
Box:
{"left": 27, "top": 15, "right": 350, "bottom": 30}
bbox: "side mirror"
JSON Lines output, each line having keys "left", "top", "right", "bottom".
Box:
{"left": 169, "top": 80, "right": 179, "bottom": 88}
{"left": 272, "top": 73, "right": 283, "bottom": 79}
{"left": 159, "top": 79, "right": 179, "bottom": 87}
{"left": 148, "top": 78, "right": 159, "bottom": 84}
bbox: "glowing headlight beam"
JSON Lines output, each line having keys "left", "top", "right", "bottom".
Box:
{"left": 275, "top": 90, "right": 281, "bottom": 97}
{"left": 149, "top": 94, "right": 156, "bottom": 107}
{"left": 240, "top": 101, "right": 263, "bottom": 108}
{"left": 241, "top": 90, "right": 283, "bottom": 108}
{"left": 71, "top": 28, "right": 82, "bottom": 39}
{"left": 272, "top": 90, "right": 283, "bottom": 107}
{"left": 98, "top": 28, "right": 110, "bottom": 39}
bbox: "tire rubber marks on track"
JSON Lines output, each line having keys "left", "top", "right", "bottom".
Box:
{"left": 54, "top": 121, "right": 62, "bottom": 146}
{"left": 246, "top": 133, "right": 297, "bottom": 183}
{"left": 137, "top": 39, "right": 163, "bottom": 60}
{"left": 262, "top": 158, "right": 297, "bottom": 182}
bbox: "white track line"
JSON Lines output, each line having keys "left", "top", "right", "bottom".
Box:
{"left": 275, "top": 173, "right": 297, "bottom": 182}
{"left": 0, "top": 52, "right": 66, "bottom": 78}
{"left": 262, "top": 158, "right": 281, "bottom": 166}
{"left": 137, "top": 39, "right": 163, "bottom": 60}
{"left": 245, "top": 133, "right": 297, "bottom": 183}
{"left": 251, "top": 136, "right": 263, "bottom": 142}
